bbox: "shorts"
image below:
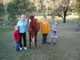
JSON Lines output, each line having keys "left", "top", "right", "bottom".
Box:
{"left": 51, "top": 31, "right": 58, "bottom": 38}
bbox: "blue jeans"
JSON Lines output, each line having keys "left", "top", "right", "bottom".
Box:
{"left": 14, "top": 40, "right": 20, "bottom": 50}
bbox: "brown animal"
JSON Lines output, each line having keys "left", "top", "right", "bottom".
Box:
{"left": 27, "top": 16, "right": 40, "bottom": 48}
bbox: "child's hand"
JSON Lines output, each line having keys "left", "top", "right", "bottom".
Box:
{"left": 16, "top": 40, "right": 18, "bottom": 42}
{"left": 54, "top": 29, "right": 58, "bottom": 32}
{"left": 54, "top": 29, "right": 56, "bottom": 31}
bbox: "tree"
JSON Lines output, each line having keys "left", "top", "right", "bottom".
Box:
{"left": 62, "top": 0, "right": 70, "bottom": 23}
{"left": 76, "top": 0, "right": 80, "bottom": 26}
{"left": 7, "top": 2, "right": 17, "bottom": 23}
{"left": 38, "top": 0, "right": 74, "bottom": 23}
{"left": 76, "top": 0, "right": 80, "bottom": 19}
{"left": 0, "top": 0, "right": 4, "bottom": 20}
{"left": 29, "top": 0, "right": 41, "bottom": 12}
{"left": 55, "top": 0, "right": 71, "bottom": 23}
{"left": 54, "top": 0, "right": 76, "bottom": 23}
{"left": 7, "top": 0, "right": 34, "bottom": 24}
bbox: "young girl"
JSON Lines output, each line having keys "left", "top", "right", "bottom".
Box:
{"left": 13, "top": 26, "right": 20, "bottom": 51}
{"left": 48, "top": 20, "right": 59, "bottom": 45}
{"left": 37, "top": 16, "right": 50, "bottom": 44}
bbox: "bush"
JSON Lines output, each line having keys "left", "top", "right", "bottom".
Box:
{"left": 6, "top": 0, "right": 35, "bottom": 25}
{"left": 0, "top": 1, "right": 4, "bottom": 20}
{"left": 76, "top": 0, "right": 80, "bottom": 19}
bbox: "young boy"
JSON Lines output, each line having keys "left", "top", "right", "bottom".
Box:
{"left": 13, "top": 26, "right": 20, "bottom": 51}
{"left": 48, "top": 20, "right": 59, "bottom": 45}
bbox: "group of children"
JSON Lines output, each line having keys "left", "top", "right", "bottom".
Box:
{"left": 13, "top": 20, "right": 59, "bottom": 51}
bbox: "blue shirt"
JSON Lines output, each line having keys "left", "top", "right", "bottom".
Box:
{"left": 52, "top": 24, "right": 59, "bottom": 36}
{"left": 52, "top": 24, "right": 59, "bottom": 31}
{"left": 17, "top": 19, "right": 27, "bottom": 33}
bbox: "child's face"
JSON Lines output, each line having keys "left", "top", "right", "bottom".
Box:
{"left": 15, "top": 26, "right": 18, "bottom": 30}
{"left": 54, "top": 21, "right": 58, "bottom": 25}
{"left": 43, "top": 17, "right": 46, "bottom": 21}
{"left": 55, "top": 22, "right": 58, "bottom": 25}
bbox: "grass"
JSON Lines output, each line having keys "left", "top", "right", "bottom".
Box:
{"left": 0, "top": 17, "right": 80, "bottom": 60}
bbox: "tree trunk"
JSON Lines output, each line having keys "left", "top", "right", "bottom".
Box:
{"left": 63, "top": 11, "right": 67, "bottom": 23}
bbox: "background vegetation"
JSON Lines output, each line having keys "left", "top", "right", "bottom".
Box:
{"left": 0, "top": 0, "right": 80, "bottom": 60}
{"left": 0, "top": 0, "right": 80, "bottom": 25}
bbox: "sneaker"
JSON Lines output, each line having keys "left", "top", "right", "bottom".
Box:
{"left": 24, "top": 47, "right": 27, "bottom": 50}
{"left": 20, "top": 47, "right": 22, "bottom": 51}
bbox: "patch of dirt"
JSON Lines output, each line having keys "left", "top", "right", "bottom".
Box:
{"left": 75, "top": 29, "right": 80, "bottom": 31}
{"left": 74, "top": 25, "right": 80, "bottom": 32}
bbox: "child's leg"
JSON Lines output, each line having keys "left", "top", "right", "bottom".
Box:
{"left": 45, "top": 34, "right": 48, "bottom": 43}
{"left": 42, "top": 34, "right": 45, "bottom": 44}
{"left": 53, "top": 38, "right": 56, "bottom": 43}
{"left": 17, "top": 41, "right": 20, "bottom": 50}
{"left": 14, "top": 40, "right": 18, "bottom": 50}
{"left": 49, "top": 37, "right": 52, "bottom": 43}
{"left": 53, "top": 36, "right": 57, "bottom": 45}
{"left": 14, "top": 40, "right": 16, "bottom": 48}
{"left": 53, "top": 38, "right": 56, "bottom": 45}
{"left": 48, "top": 36, "right": 53, "bottom": 45}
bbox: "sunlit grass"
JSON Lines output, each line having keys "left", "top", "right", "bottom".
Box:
{"left": 35, "top": 14, "right": 79, "bottom": 21}
{"left": 54, "top": 14, "right": 79, "bottom": 21}
{"left": 35, "top": 16, "right": 52, "bottom": 20}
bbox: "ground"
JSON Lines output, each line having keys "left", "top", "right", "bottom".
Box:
{"left": 0, "top": 17, "right": 80, "bottom": 60}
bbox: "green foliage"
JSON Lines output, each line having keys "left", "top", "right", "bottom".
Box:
{"left": 7, "top": 2, "right": 17, "bottom": 15}
{"left": 6, "top": 2, "right": 17, "bottom": 24}
{"left": 76, "top": 0, "right": 80, "bottom": 18}
{"left": 0, "top": 3, "right": 4, "bottom": 15}
{"left": 7, "top": 0, "right": 35, "bottom": 15}
{"left": 6, "top": 0, "right": 35, "bottom": 24}
{"left": 0, "top": 0, "right": 4, "bottom": 20}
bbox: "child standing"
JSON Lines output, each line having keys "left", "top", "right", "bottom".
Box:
{"left": 48, "top": 20, "right": 59, "bottom": 45}
{"left": 13, "top": 26, "right": 20, "bottom": 51}
{"left": 37, "top": 16, "right": 50, "bottom": 44}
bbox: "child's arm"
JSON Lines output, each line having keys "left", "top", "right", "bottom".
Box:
{"left": 52, "top": 25, "right": 56, "bottom": 31}
{"left": 56, "top": 26, "right": 59, "bottom": 32}
{"left": 37, "top": 20, "right": 42, "bottom": 24}
{"left": 52, "top": 25, "right": 59, "bottom": 32}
